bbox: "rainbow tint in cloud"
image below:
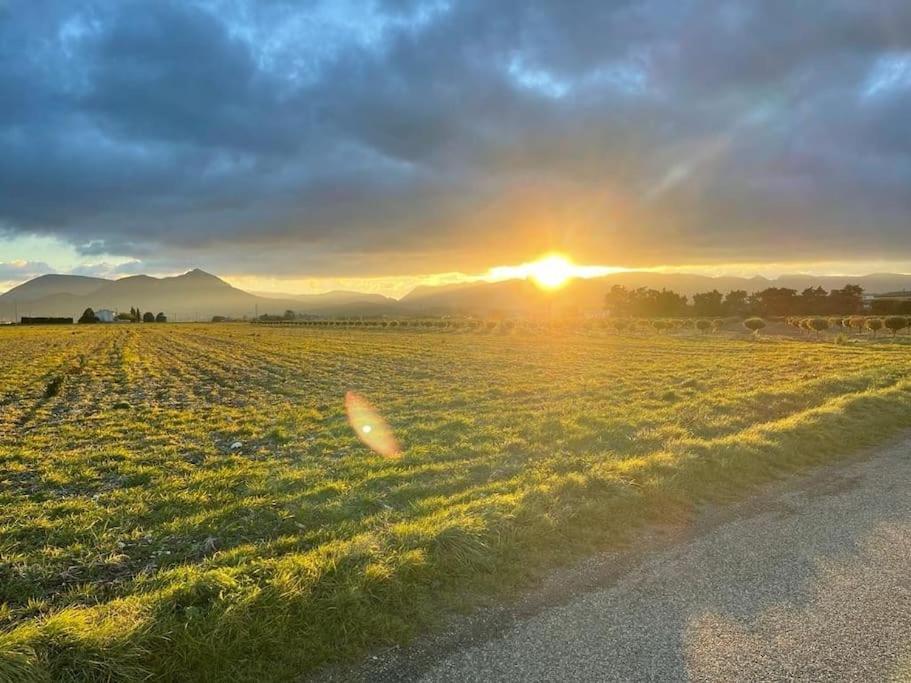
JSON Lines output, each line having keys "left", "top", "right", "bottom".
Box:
{"left": 345, "top": 391, "right": 402, "bottom": 458}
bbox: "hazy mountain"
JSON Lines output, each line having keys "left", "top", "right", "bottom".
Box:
{"left": 0, "top": 270, "right": 293, "bottom": 320}
{"left": 400, "top": 281, "right": 478, "bottom": 302}
{"left": 251, "top": 290, "right": 395, "bottom": 308}
{"left": 1, "top": 274, "right": 109, "bottom": 303}
{"left": 398, "top": 272, "right": 911, "bottom": 314}
{"left": 5, "top": 269, "right": 911, "bottom": 322}
{"left": 0, "top": 270, "right": 399, "bottom": 320}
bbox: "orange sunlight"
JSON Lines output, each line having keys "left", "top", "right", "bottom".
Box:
{"left": 485, "top": 253, "right": 623, "bottom": 290}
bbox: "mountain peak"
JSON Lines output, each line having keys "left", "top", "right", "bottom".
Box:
{"left": 177, "top": 268, "right": 228, "bottom": 285}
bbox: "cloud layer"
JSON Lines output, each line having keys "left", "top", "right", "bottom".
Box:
{"left": 2, "top": 0, "right": 911, "bottom": 276}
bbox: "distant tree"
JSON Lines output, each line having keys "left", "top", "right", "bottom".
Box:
{"left": 283, "top": 309, "right": 296, "bottom": 321}
{"left": 866, "top": 318, "right": 884, "bottom": 337}
{"left": 116, "top": 311, "right": 132, "bottom": 321}
{"left": 884, "top": 316, "right": 907, "bottom": 337}
{"left": 695, "top": 319, "right": 712, "bottom": 334}
{"left": 604, "top": 285, "right": 631, "bottom": 316}
{"left": 828, "top": 285, "right": 864, "bottom": 314}
{"left": 78, "top": 307, "right": 99, "bottom": 324}
{"left": 692, "top": 290, "right": 724, "bottom": 317}
{"left": 723, "top": 290, "right": 750, "bottom": 317}
{"left": 799, "top": 287, "right": 829, "bottom": 315}
{"left": 751, "top": 288, "right": 799, "bottom": 317}
{"left": 155, "top": 312, "right": 167, "bottom": 323}
{"left": 808, "top": 317, "right": 830, "bottom": 338}
{"left": 743, "top": 317, "right": 766, "bottom": 336}
{"left": 142, "top": 311, "right": 155, "bottom": 323}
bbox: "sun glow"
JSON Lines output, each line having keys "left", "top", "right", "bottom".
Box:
{"left": 485, "top": 253, "right": 622, "bottom": 290}
{"left": 527, "top": 254, "right": 575, "bottom": 289}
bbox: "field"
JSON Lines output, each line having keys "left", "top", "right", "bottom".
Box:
{"left": 2, "top": 324, "right": 911, "bottom": 681}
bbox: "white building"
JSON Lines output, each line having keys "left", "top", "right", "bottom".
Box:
{"left": 96, "top": 309, "right": 116, "bottom": 322}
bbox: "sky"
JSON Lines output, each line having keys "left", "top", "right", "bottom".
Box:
{"left": 2, "top": 0, "right": 911, "bottom": 295}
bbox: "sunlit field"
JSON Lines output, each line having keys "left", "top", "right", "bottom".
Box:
{"left": 3, "top": 323, "right": 911, "bottom": 681}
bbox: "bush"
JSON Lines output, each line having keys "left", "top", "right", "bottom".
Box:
{"left": 743, "top": 317, "right": 766, "bottom": 335}
{"left": 609, "top": 318, "right": 630, "bottom": 333}
{"left": 142, "top": 312, "right": 155, "bottom": 323}
{"left": 848, "top": 316, "right": 866, "bottom": 334}
{"left": 884, "top": 316, "right": 907, "bottom": 336}
{"left": 808, "top": 317, "right": 830, "bottom": 337}
{"left": 866, "top": 318, "right": 884, "bottom": 337}
{"left": 695, "top": 319, "right": 712, "bottom": 334}
{"left": 155, "top": 312, "right": 167, "bottom": 323}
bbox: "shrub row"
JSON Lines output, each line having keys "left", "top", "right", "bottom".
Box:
{"left": 785, "top": 315, "right": 910, "bottom": 337}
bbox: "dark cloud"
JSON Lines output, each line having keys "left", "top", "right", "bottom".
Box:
{"left": 1, "top": 0, "right": 911, "bottom": 276}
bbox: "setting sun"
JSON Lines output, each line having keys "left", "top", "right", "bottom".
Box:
{"left": 528, "top": 254, "right": 575, "bottom": 289}
{"left": 483, "top": 253, "right": 622, "bottom": 291}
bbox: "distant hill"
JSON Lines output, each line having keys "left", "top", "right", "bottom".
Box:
{"left": 251, "top": 290, "right": 395, "bottom": 309}
{"left": 0, "top": 270, "right": 407, "bottom": 321}
{"left": 396, "top": 272, "right": 911, "bottom": 315}
{"left": 1, "top": 274, "right": 109, "bottom": 303}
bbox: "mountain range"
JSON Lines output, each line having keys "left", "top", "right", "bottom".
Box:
{"left": 2, "top": 269, "right": 911, "bottom": 321}
{"left": 0, "top": 269, "right": 394, "bottom": 321}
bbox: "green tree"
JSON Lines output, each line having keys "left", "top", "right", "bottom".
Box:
{"left": 155, "top": 312, "right": 167, "bottom": 323}
{"left": 143, "top": 311, "right": 155, "bottom": 323}
{"left": 78, "top": 308, "right": 98, "bottom": 324}
{"left": 693, "top": 290, "right": 723, "bottom": 317}
{"left": 723, "top": 290, "right": 749, "bottom": 317}
{"left": 750, "top": 288, "right": 798, "bottom": 317}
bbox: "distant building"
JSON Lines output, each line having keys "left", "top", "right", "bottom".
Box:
{"left": 20, "top": 317, "right": 74, "bottom": 325}
{"left": 96, "top": 309, "right": 116, "bottom": 322}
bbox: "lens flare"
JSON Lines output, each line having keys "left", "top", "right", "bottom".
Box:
{"left": 345, "top": 391, "right": 401, "bottom": 458}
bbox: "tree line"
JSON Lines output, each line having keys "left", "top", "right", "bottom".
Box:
{"left": 78, "top": 307, "right": 167, "bottom": 324}
{"left": 605, "top": 284, "right": 866, "bottom": 318}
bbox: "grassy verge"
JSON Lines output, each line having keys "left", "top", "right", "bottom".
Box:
{"left": 1, "top": 327, "right": 910, "bottom": 681}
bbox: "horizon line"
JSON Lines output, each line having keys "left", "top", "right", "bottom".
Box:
{"left": 6, "top": 264, "right": 911, "bottom": 301}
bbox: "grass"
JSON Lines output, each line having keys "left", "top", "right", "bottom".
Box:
{"left": 2, "top": 324, "right": 911, "bottom": 681}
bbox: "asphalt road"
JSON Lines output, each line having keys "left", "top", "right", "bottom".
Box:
{"left": 327, "top": 437, "right": 911, "bottom": 682}
{"left": 421, "top": 439, "right": 911, "bottom": 682}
